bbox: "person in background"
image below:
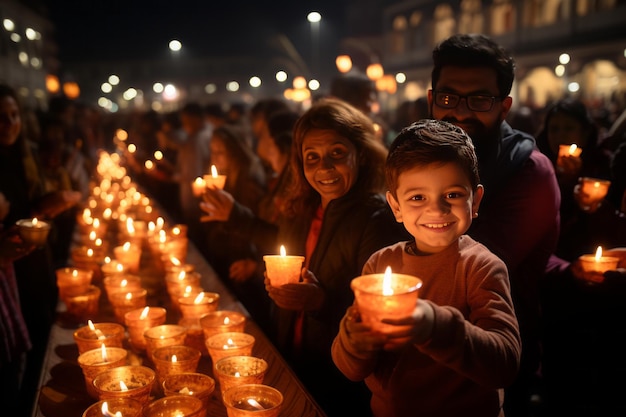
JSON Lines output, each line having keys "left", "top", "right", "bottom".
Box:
{"left": 332, "top": 119, "right": 520, "bottom": 417}
{"left": 427, "top": 34, "right": 561, "bottom": 417}
{"left": 0, "top": 83, "right": 81, "bottom": 415}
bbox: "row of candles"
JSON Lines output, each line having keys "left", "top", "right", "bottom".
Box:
{"left": 52, "top": 151, "right": 284, "bottom": 417}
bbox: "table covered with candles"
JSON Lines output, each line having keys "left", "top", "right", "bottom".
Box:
{"left": 31, "top": 151, "right": 327, "bottom": 417}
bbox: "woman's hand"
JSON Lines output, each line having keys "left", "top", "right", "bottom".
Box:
{"left": 264, "top": 268, "right": 325, "bottom": 311}
{"left": 200, "top": 188, "right": 234, "bottom": 222}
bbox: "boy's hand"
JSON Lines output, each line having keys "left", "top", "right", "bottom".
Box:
{"left": 381, "top": 299, "right": 435, "bottom": 350}
{"left": 342, "top": 306, "right": 386, "bottom": 353}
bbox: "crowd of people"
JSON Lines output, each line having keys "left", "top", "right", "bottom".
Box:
{"left": 2, "top": 32, "right": 626, "bottom": 417}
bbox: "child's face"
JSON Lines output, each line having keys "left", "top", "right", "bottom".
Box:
{"left": 386, "top": 162, "right": 483, "bottom": 255}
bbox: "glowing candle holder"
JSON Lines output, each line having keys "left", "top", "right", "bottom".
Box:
{"left": 103, "top": 275, "right": 143, "bottom": 302}
{"left": 92, "top": 365, "right": 156, "bottom": 405}
{"left": 178, "top": 317, "right": 208, "bottom": 356}
{"left": 178, "top": 291, "right": 220, "bottom": 320}
{"left": 214, "top": 356, "right": 268, "bottom": 396}
{"left": 81, "top": 398, "right": 143, "bottom": 417}
{"left": 78, "top": 345, "right": 128, "bottom": 398}
{"left": 165, "top": 271, "right": 202, "bottom": 298}
{"left": 162, "top": 372, "right": 216, "bottom": 414}
{"left": 109, "top": 289, "right": 148, "bottom": 324}
{"left": 100, "top": 259, "right": 126, "bottom": 279}
{"left": 222, "top": 384, "right": 283, "bottom": 417}
{"left": 63, "top": 285, "right": 101, "bottom": 323}
{"left": 152, "top": 345, "right": 202, "bottom": 386}
{"left": 160, "top": 238, "right": 189, "bottom": 267}
{"left": 203, "top": 165, "right": 227, "bottom": 190}
{"left": 71, "top": 246, "right": 104, "bottom": 280}
{"left": 579, "top": 246, "right": 620, "bottom": 280}
{"left": 56, "top": 267, "right": 94, "bottom": 301}
{"left": 192, "top": 177, "right": 207, "bottom": 197}
{"left": 164, "top": 260, "right": 195, "bottom": 277}
{"left": 74, "top": 321, "right": 125, "bottom": 355}
{"left": 558, "top": 143, "right": 583, "bottom": 158}
{"left": 114, "top": 242, "right": 142, "bottom": 273}
{"left": 263, "top": 245, "right": 304, "bottom": 286}
{"left": 124, "top": 306, "right": 167, "bottom": 353}
{"left": 16, "top": 217, "right": 51, "bottom": 246}
{"left": 199, "top": 310, "right": 247, "bottom": 341}
{"left": 143, "top": 324, "right": 188, "bottom": 360}
{"left": 351, "top": 267, "right": 423, "bottom": 334}
{"left": 579, "top": 177, "right": 611, "bottom": 211}
{"left": 206, "top": 332, "right": 255, "bottom": 368}
{"left": 143, "top": 395, "right": 204, "bottom": 417}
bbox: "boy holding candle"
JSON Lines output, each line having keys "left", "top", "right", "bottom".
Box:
{"left": 332, "top": 119, "right": 521, "bottom": 417}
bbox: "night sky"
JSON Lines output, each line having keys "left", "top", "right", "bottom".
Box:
{"left": 41, "top": 0, "right": 347, "bottom": 64}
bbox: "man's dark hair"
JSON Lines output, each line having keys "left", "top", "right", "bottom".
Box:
{"left": 431, "top": 34, "right": 515, "bottom": 98}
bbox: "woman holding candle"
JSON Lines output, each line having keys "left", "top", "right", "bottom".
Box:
{"left": 332, "top": 120, "right": 521, "bottom": 417}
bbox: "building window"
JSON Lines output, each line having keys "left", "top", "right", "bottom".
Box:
{"left": 391, "top": 15, "right": 408, "bottom": 54}
{"left": 459, "top": 0, "right": 484, "bottom": 33}
{"left": 433, "top": 4, "right": 455, "bottom": 44}
{"left": 491, "top": 0, "right": 516, "bottom": 35}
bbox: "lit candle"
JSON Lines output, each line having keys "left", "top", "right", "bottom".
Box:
{"left": 78, "top": 344, "right": 128, "bottom": 399}
{"left": 162, "top": 372, "right": 216, "bottom": 414}
{"left": 114, "top": 242, "right": 142, "bottom": 273}
{"left": 82, "top": 398, "right": 143, "bottom": 417}
{"left": 192, "top": 177, "right": 207, "bottom": 197}
{"left": 222, "top": 384, "right": 283, "bottom": 417}
{"left": 55, "top": 267, "right": 93, "bottom": 301}
{"left": 62, "top": 285, "right": 101, "bottom": 324}
{"left": 579, "top": 177, "right": 611, "bottom": 211}
{"left": 109, "top": 289, "right": 148, "bottom": 324}
{"left": 178, "top": 291, "right": 220, "bottom": 320}
{"left": 143, "top": 324, "right": 188, "bottom": 360}
{"left": 124, "top": 306, "right": 167, "bottom": 353}
{"left": 351, "top": 266, "right": 423, "bottom": 333}
{"left": 214, "top": 356, "right": 268, "bottom": 396}
{"left": 199, "top": 310, "right": 247, "bottom": 340}
{"left": 151, "top": 345, "right": 201, "bottom": 386}
{"left": 203, "top": 165, "right": 227, "bottom": 190}
{"left": 206, "top": 331, "right": 255, "bottom": 368}
{"left": 223, "top": 384, "right": 283, "bottom": 416}
{"left": 142, "top": 395, "right": 203, "bottom": 417}
{"left": 263, "top": 245, "right": 305, "bottom": 286}
{"left": 579, "top": 246, "right": 620, "bottom": 277}
{"left": 558, "top": 143, "right": 583, "bottom": 158}
{"left": 16, "top": 217, "right": 51, "bottom": 246}
{"left": 92, "top": 365, "right": 156, "bottom": 405}
{"left": 73, "top": 321, "right": 125, "bottom": 354}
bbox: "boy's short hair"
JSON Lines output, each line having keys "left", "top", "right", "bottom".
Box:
{"left": 386, "top": 119, "right": 480, "bottom": 197}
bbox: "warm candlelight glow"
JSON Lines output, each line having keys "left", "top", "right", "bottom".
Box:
{"left": 139, "top": 306, "right": 150, "bottom": 320}
{"left": 263, "top": 246, "right": 305, "bottom": 286}
{"left": 382, "top": 266, "right": 393, "bottom": 296}
{"left": 120, "top": 381, "right": 129, "bottom": 391}
{"left": 194, "top": 292, "right": 205, "bottom": 304}
{"left": 568, "top": 144, "right": 578, "bottom": 155}
{"left": 101, "top": 343, "right": 108, "bottom": 362}
{"left": 247, "top": 398, "right": 264, "bottom": 410}
{"left": 211, "top": 165, "right": 218, "bottom": 177}
{"left": 32, "top": 217, "right": 39, "bottom": 226}
{"left": 172, "top": 355, "right": 178, "bottom": 363}
{"left": 595, "top": 246, "right": 603, "bottom": 261}
{"left": 279, "top": 245, "right": 286, "bottom": 257}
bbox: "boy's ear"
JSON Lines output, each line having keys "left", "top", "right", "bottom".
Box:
{"left": 386, "top": 191, "right": 403, "bottom": 223}
{"left": 472, "top": 184, "right": 485, "bottom": 217}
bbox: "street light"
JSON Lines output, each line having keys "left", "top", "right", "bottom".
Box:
{"left": 307, "top": 11, "right": 321, "bottom": 77}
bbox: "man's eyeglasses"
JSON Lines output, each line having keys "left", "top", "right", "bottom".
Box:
{"left": 434, "top": 91, "right": 501, "bottom": 112}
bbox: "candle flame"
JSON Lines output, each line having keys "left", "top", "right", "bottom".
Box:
{"left": 139, "top": 306, "right": 150, "bottom": 320}
{"left": 178, "top": 271, "right": 187, "bottom": 280}
{"left": 595, "top": 246, "right": 603, "bottom": 261}
{"left": 171, "top": 354, "right": 178, "bottom": 363}
{"left": 568, "top": 144, "right": 578, "bottom": 155}
{"left": 223, "top": 338, "right": 235, "bottom": 349}
{"left": 193, "top": 292, "right": 205, "bottom": 304}
{"left": 88, "top": 320, "right": 96, "bottom": 331}
{"left": 179, "top": 386, "right": 193, "bottom": 395}
{"left": 211, "top": 165, "right": 218, "bottom": 178}
{"left": 101, "top": 343, "right": 108, "bottom": 362}
{"left": 89, "top": 231, "right": 97, "bottom": 240}
{"left": 382, "top": 266, "right": 394, "bottom": 296}
{"left": 170, "top": 256, "right": 181, "bottom": 266}
{"left": 115, "top": 263, "right": 124, "bottom": 272}
{"left": 125, "top": 292, "right": 133, "bottom": 300}
{"left": 280, "top": 245, "right": 286, "bottom": 257}
{"left": 123, "top": 242, "right": 131, "bottom": 251}
{"left": 172, "top": 226, "right": 181, "bottom": 236}
{"left": 87, "top": 248, "right": 94, "bottom": 257}
{"left": 120, "top": 381, "right": 129, "bottom": 391}
{"left": 121, "top": 279, "right": 128, "bottom": 288}
{"left": 72, "top": 269, "right": 78, "bottom": 277}
{"left": 223, "top": 317, "right": 231, "bottom": 325}
{"left": 184, "top": 285, "right": 193, "bottom": 295}
{"left": 32, "top": 217, "right": 38, "bottom": 226}
{"left": 234, "top": 371, "right": 241, "bottom": 377}
{"left": 247, "top": 399, "right": 265, "bottom": 410}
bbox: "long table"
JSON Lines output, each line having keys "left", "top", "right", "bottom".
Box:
{"left": 32, "top": 221, "right": 327, "bottom": 417}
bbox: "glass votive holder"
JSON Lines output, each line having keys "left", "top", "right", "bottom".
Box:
{"left": 114, "top": 242, "right": 142, "bottom": 274}
{"left": 56, "top": 267, "right": 94, "bottom": 301}
{"left": 166, "top": 271, "right": 202, "bottom": 298}
{"left": 263, "top": 248, "right": 304, "bottom": 286}
{"left": 164, "top": 261, "right": 195, "bottom": 277}
{"left": 169, "top": 284, "right": 204, "bottom": 312}
{"left": 162, "top": 372, "right": 215, "bottom": 414}
{"left": 142, "top": 395, "right": 204, "bottom": 417}
{"left": 199, "top": 311, "right": 247, "bottom": 341}
{"left": 78, "top": 346, "right": 128, "bottom": 398}
{"left": 222, "top": 384, "right": 283, "bottom": 417}
{"left": 159, "top": 239, "right": 189, "bottom": 266}
{"left": 74, "top": 322, "right": 125, "bottom": 355}
{"left": 152, "top": 345, "right": 202, "bottom": 386}
{"left": 92, "top": 365, "right": 156, "bottom": 405}
{"left": 110, "top": 289, "right": 148, "bottom": 324}
{"left": 214, "top": 356, "right": 268, "bottom": 396}
{"left": 63, "top": 285, "right": 101, "bottom": 324}
{"left": 206, "top": 332, "right": 255, "bottom": 369}
{"left": 579, "top": 177, "right": 611, "bottom": 211}
{"left": 143, "top": 324, "right": 188, "bottom": 360}
{"left": 81, "top": 398, "right": 143, "bottom": 417}
{"left": 351, "top": 270, "right": 423, "bottom": 334}
{"left": 124, "top": 306, "right": 167, "bottom": 353}
{"left": 103, "top": 275, "right": 143, "bottom": 302}
{"left": 71, "top": 246, "right": 105, "bottom": 279}
{"left": 178, "top": 292, "right": 220, "bottom": 320}
{"left": 101, "top": 259, "right": 127, "bottom": 279}
{"left": 16, "top": 217, "right": 51, "bottom": 246}
{"left": 178, "top": 317, "right": 208, "bottom": 356}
